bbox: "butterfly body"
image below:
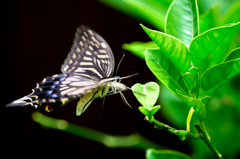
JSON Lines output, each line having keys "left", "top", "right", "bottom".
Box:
{"left": 7, "top": 25, "right": 127, "bottom": 115}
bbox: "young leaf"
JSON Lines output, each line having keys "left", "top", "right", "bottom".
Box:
{"left": 224, "top": 47, "right": 240, "bottom": 62}
{"left": 122, "top": 41, "right": 158, "bottom": 60}
{"left": 146, "top": 148, "right": 192, "bottom": 159}
{"left": 132, "top": 82, "right": 160, "bottom": 109}
{"left": 139, "top": 106, "right": 161, "bottom": 123}
{"left": 145, "top": 48, "right": 188, "bottom": 96}
{"left": 140, "top": 24, "right": 190, "bottom": 74}
{"left": 189, "top": 22, "right": 240, "bottom": 67}
{"left": 166, "top": 0, "right": 199, "bottom": 47}
{"left": 201, "top": 58, "right": 240, "bottom": 95}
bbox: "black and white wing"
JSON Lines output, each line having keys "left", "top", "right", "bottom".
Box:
{"left": 7, "top": 26, "right": 117, "bottom": 114}
{"left": 6, "top": 74, "right": 99, "bottom": 107}
{"left": 61, "top": 25, "right": 115, "bottom": 80}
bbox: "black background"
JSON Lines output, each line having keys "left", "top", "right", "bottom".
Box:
{"left": 2, "top": 0, "right": 191, "bottom": 158}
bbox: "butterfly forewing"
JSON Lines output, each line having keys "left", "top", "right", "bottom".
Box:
{"left": 61, "top": 25, "right": 115, "bottom": 79}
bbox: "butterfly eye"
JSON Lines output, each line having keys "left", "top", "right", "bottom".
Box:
{"left": 45, "top": 105, "right": 53, "bottom": 112}
{"left": 115, "top": 76, "right": 121, "bottom": 83}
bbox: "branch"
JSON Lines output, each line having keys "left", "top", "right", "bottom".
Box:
{"left": 152, "top": 117, "right": 200, "bottom": 140}
{"left": 194, "top": 123, "right": 222, "bottom": 159}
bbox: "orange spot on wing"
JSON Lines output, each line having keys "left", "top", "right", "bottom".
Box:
{"left": 45, "top": 105, "right": 53, "bottom": 112}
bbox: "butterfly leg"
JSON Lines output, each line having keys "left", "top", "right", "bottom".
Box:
{"left": 119, "top": 91, "right": 132, "bottom": 108}
{"left": 99, "top": 97, "right": 105, "bottom": 116}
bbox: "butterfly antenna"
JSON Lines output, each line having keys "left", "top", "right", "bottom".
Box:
{"left": 115, "top": 52, "right": 125, "bottom": 75}
{"left": 120, "top": 73, "right": 139, "bottom": 80}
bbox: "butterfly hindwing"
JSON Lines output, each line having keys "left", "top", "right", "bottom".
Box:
{"left": 61, "top": 25, "right": 115, "bottom": 79}
{"left": 7, "top": 74, "right": 100, "bottom": 107}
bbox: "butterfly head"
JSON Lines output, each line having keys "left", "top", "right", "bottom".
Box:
{"left": 114, "top": 76, "right": 121, "bottom": 83}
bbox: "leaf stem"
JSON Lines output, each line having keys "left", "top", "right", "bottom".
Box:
{"left": 152, "top": 117, "right": 200, "bottom": 140}
{"left": 194, "top": 123, "right": 222, "bottom": 159}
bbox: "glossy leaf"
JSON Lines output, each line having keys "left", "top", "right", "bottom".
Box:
{"left": 146, "top": 148, "right": 192, "bottom": 159}
{"left": 189, "top": 22, "right": 240, "bottom": 67}
{"left": 122, "top": 41, "right": 158, "bottom": 60}
{"left": 224, "top": 47, "right": 240, "bottom": 62}
{"left": 166, "top": 0, "right": 199, "bottom": 47}
{"left": 201, "top": 58, "right": 240, "bottom": 95}
{"left": 141, "top": 24, "right": 190, "bottom": 74}
{"left": 145, "top": 48, "right": 188, "bottom": 96}
{"left": 132, "top": 82, "right": 160, "bottom": 109}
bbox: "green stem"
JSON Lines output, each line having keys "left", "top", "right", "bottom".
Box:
{"left": 194, "top": 123, "right": 222, "bottom": 159}
{"left": 152, "top": 117, "right": 200, "bottom": 140}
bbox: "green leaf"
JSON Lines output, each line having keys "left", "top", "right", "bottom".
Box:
{"left": 221, "top": 1, "right": 240, "bottom": 25}
{"left": 182, "top": 72, "right": 195, "bottom": 93}
{"left": 176, "top": 90, "right": 206, "bottom": 121}
{"left": 166, "top": 0, "right": 199, "bottom": 47}
{"left": 145, "top": 48, "right": 188, "bottom": 96}
{"left": 199, "top": 2, "right": 220, "bottom": 33}
{"left": 189, "top": 22, "right": 240, "bottom": 67}
{"left": 139, "top": 106, "right": 161, "bottom": 123}
{"left": 189, "top": 66, "right": 198, "bottom": 79}
{"left": 141, "top": 24, "right": 190, "bottom": 74}
{"left": 224, "top": 47, "right": 240, "bottom": 62}
{"left": 122, "top": 41, "right": 158, "bottom": 60}
{"left": 201, "top": 58, "right": 240, "bottom": 95}
{"left": 201, "top": 96, "right": 211, "bottom": 105}
{"left": 132, "top": 82, "right": 160, "bottom": 109}
{"left": 146, "top": 148, "right": 192, "bottom": 159}
{"left": 160, "top": 82, "right": 240, "bottom": 158}
{"left": 99, "top": 0, "right": 172, "bottom": 31}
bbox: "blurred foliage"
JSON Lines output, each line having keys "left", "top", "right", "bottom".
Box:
{"left": 32, "top": 112, "right": 165, "bottom": 150}
{"left": 146, "top": 148, "right": 192, "bottom": 159}
{"left": 99, "top": 0, "right": 172, "bottom": 31}
{"left": 100, "top": 0, "right": 240, "bottom": 158}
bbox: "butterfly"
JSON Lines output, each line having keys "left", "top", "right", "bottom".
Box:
{"left": 7, "top": 25, "right": 132, "bottom": 116}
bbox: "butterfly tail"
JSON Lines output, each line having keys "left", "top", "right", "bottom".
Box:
{"left": 6, "top": 96, "right": 33, "bottom": 107}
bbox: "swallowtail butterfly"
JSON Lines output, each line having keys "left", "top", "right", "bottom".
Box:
{"left": 7, "top": 25, "right": 130, "bottom": 116}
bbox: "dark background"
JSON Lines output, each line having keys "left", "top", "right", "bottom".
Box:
{"left": 2, "top": 0, "right": 191, "bottom": 158}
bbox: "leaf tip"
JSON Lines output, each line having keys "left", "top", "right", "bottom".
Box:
{"left": 140, "top": 24, "right": 147, "bottom": 31}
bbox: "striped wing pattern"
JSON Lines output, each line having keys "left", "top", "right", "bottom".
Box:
{"left": 7, "top": 25, "right": 119, "bottom": 113}
{"left": 61, "top": 25, "right": 114, "bottom": 79}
